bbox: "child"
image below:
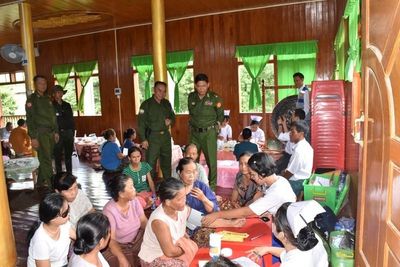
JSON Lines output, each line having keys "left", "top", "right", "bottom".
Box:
{"left": 218, "top": 110, "right": 233, "bottom": 142}
{"left": 122, "top": 128, "right": 137, "bottom": 151}
{"left": 122, "top": 146, "right": 156, "bottom": 208}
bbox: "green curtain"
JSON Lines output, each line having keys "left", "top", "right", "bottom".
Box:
{"left": 334, "top": 20, "right": 346, "bottom": 80}
{"left": 52, "top": 64, "right": 73, "bottom": 88}
{"left": 236, "top": 40, "right": 317, "bottom": 107}
{"left": 236, "top": 46, "right": 272, "bottom": 109}
{"left": 344, "top": 0, "right": 361, "bottom": 81}
{"left": 277, "top": 55, "right": 316, "bottom": 101}
{"left": 74, "top": 61, "right": 98, "bottom": 112}
{"left": 131, "top": 55, "right": 154, "bottom": 100}
{"left": 166, "top": 50, "right": 193, "bottom": 112}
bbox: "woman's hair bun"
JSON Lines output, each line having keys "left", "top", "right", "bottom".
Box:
{"left": 73, "top": 238, "right": 89, "bottom": 255}
{"left": 296, "top": 226, "right": 318, "bottom": 251}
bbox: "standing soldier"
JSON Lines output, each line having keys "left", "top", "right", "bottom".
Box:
{"left": 26, "top": 75, "right": 59, "bottom": 190}
{"left": 188, "top": 73, "right": 224, "bottom": 189}
{"left": 138, "top": 81, "right": 175, "bottom": 179}
{"left": 52, "top": 85, "right": 75, "bottom": 174}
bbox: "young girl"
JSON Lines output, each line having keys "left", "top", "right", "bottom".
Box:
{"left": 69, "top": 212, "right": 110, "bottom": 267}
{"left": 123, "top": 146, "right": 156, "bottom": 208}
{"left": 27, "top": 193, "right": 75, "bottom": 267}
{"left": 247, "top": 202, "right": 328, "bottom": 267}
{"left": 100, "top": 128, "right": 126, "bottom": 173}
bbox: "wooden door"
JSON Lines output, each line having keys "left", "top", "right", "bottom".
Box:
{"left": 356, "top": 0, "right": 400, "bottom": 266}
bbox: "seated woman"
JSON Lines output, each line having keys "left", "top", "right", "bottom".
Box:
{"left": 122, "top": 128, "right": 137, "bottom": 151}
{"left": 171, "top": 144, "right": 208, "bottom": 185}
{"left": 233, "top": 128, "right": 259, "bottom": 160}
{"left": 27, "top": 193, "right": 75, "bottom": 267}
{"left": 229, "top": 152, "right": 263, "bottom": 208}
{"left": 123, "top": 146, "right": 156, "bottom": 209}
{"left": 139, "top": 178, "right": 198, "bottom": 267}
{"left": 202, "top": 152, "right": 296, "bottom": 226}
{"left": 102, "top": 174, "right": 148, "bottom": 267}
{"left": 177, "top": 157, "right": 218, "bottom": 214}
{"left": 100, "top": 128, "right": 126, "bottom": 173}
{"left": 54, "top": 172, "right": 94, "bottom": 227}
{"left": 69, "top": 212, "right": 111, "bottom": 267}
{"left": 247, "top": 202, "right": 328, "bottom": 267}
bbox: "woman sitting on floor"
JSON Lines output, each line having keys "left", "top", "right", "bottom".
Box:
{"left": 69, "top": 212, "right": 111, "bottom": 267}
{"left": 228, "top": 152, "right": 263, "bottom": 208}
{"left": 139, "top": 178, "right": 198, "bottom": 267}
{"left": 122, "top": 128, "right": 137, "bottom": 151}
{"left": 123, "top": 146, "right": 156, "bottom": 209}
{"left": 176, "top": 157, "right": 218, "bottom": 214}
{"left": 102, "top": 174, "right": 147, "bottom": 267}
{"left": 27, "top": 193, "right": 75, "bottom": 267}
{"left": 247, "top": 202, "right": 328, "bottom": 267}
{"left": 100, "top": 128, "right": 126, "bottom": 173}
{"left": 54, "top": 172, "right": 94, "bottom": 227}
{"left": 202, "top": 152, "right": 296, "bottom": 226}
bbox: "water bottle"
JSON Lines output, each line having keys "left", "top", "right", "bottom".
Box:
{"left": 209, "top": 233, "right": 222, "bottom": 259}
{"left": 338, "top": 172, "right": 346, "bottom": 193}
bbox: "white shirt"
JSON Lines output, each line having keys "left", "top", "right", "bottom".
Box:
{"left": 219, "top": 124, "right": 232, "bottom": 141}
{"left": 246, "top": 126, "right": 265, "bottom": 143}
{"left": 139, "top": 204, "right": 189, "bottom": 263}
{"left": 27, "top": 221, "right": 72, "bottom": 267}
{"left": 69, "top": 190, "right": 94, "bottom": 227}
{"left": 0, "top": 127, "right": 11, "bottom": 140}
{"left": 280, "top": 236, "right": 328, "bottom": 267}
{"left": 249, "top": 176, "right": 296, "bottom": 215}
{"left": 287, "top": 139, "right": 313, "bottom": 181}
{"left": 297, "top": 86, "right": 310, "bottom": 115}
{"left": 68, "top": 252, "right": 110, "bottom": 267}
{"left": 278, "top": 132, "right": 295, "bottom": 155}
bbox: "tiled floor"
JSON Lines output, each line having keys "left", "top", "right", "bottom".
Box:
{"left": 8, "top": 161, "right": 232, "bottom": 266}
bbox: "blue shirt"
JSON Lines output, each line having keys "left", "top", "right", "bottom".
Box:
{"left": 100, "top": 141, "right": 121, "bottom": 171}
{"left": 233, "top": 141, "right": 259, "bottom": 160}
{"left": 122, "top": 139, "right": 134, "bottom": 151}
{"left": 186, "top": 180, "right": 219, "bottom": 214}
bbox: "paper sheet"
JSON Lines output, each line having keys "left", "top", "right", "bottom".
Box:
{"left": 187, "top": 208, "right": 203, "bottom": 230}
{"left": 232, "top": 256, "right": 261, "bottom": 267}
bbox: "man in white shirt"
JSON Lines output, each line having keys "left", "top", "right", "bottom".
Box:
{"left": 283, "top": 120, "right": 313, "bottom": 196}
{"left": 0, "top": 122, "right": 13, "bottom": 140}
{"left": 238, "top": 115, "right": 265, "bottom": 146}
{"left": 275, "top": 109, "right": 306, "bottom": 173}
{"left": 293, "top": 72, "right": 310, "bottom": 120}
{"left": 218, "top": 110, "right": 232, "bottom": 142}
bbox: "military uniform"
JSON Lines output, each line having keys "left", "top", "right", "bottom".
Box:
{"left": 26, "top": 92, "right": 58, "bottom": 188}
{"left": 53, "top": 99, "right": 74, "bottom": 173}
{"left": 188, "top": 91, "right": 224, "bottom": 188}
{"left": 138, "top": 96, "right": 175, "bottom": 178}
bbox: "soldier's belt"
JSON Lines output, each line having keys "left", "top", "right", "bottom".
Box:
{"left": 150, "top": 130, "right": 166, "bottom": 135}
{"left": 37, "top": 127, "right": 54, "bottom": 133}
{"left": 191, "top": 125, "right": 216, "bottom": 133}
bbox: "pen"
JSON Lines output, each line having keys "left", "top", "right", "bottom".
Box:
{"left": 251, "top": 233, "right": 265, "bottom": 241}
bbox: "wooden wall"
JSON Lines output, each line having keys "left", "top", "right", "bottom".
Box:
{"left": 0, "top": 0, "right": 341, "bottom": 145}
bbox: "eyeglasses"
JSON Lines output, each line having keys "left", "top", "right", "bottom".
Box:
{"left": 59, "top": 205, "right": 70, "bottom": 218}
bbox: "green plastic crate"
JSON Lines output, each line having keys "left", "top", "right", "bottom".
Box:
{"left": 303, "top": 172, "right": 350, "bottom": 214}
{"left": 329, "top": 231, "right": 354, "bottom": 267}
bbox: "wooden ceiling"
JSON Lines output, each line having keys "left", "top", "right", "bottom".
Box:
{"left": 0, "top": 0, "right": 323, "bottom": 45}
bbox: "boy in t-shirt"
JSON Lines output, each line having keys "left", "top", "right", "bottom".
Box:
{"left": 123, "top": 146, "right": 156, "bottom": 208}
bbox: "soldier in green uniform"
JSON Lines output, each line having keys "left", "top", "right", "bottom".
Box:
{"left": 188, "top": 73, "right": 224, "bottom": 189}
{"left": 26, "top": 75, "right": 59, "bottom": 189}
{"left": 138, "top": 81, "right": 175, "bottom": 179}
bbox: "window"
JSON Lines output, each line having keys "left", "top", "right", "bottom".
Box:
{"left": 133, "top": 63, "right": 194, "bottom": 115}
{"left": 0, "top": 71, "right": 27, "bottom": 115}
{"left": 54, "top": 64, "right": 101, "bottom": 116}
{"left": 238, "top": 57, "right": 275, "bottom": 113}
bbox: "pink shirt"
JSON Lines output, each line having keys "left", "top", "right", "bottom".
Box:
{"left": 103, "top": 198, "right": 144, "bottom": 244}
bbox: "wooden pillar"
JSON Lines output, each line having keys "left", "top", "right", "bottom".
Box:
{"left": 19, "top": 1, "right": 36, "bottom": 94}
{"left": 151, "top": 0, "right": 167, "bottom": 83}
{"left": 0, "top": 147, "right": 16, "bottom": 267}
